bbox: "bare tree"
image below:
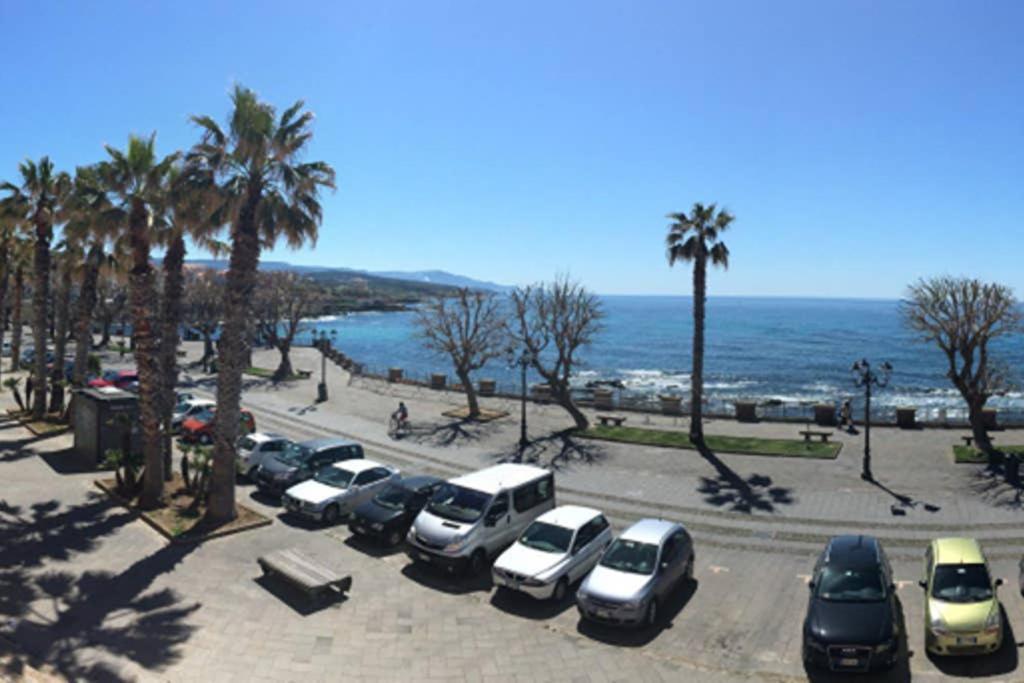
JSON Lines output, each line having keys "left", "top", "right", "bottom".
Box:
{"left": 183, "top": 269, "right": 224, "bottom": 371}
{"left": 415, "top": 288, "right": 507, "bottom": 418}
{"left": 253, "top": 271, "right": 323, "bottom": 380}
{"left": 509, "top": 278, "right": 603, "bottom": 429}
{"left": 903, "top": 277, "right": 1021, "bottom": 458}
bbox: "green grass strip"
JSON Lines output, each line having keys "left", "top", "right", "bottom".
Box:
{"left": 579, "top": 424, "right": 841, "bottom": 459}
{"left": 953, "top": 444, "right": 1024, "bottom": 464}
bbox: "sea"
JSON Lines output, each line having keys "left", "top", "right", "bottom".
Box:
{"left": 297, "top": 296, "right": 1024, "bottom": 421}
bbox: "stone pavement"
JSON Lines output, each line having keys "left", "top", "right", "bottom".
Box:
{"left": 2, "top": 342, "right": 1024, "bottom": 681}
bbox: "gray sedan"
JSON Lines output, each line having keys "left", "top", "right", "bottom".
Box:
{"left": 576, "top": 518, "right": 694, "bottom": 628}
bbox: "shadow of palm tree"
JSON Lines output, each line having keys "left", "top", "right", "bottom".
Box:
{"left": 693, "top": 441, "right": 795, "bottom": 513}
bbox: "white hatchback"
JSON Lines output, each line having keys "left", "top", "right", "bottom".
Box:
{"left": 236, "top": 432, "right": 293, "bottom": 479}
{"left": 283, "top": 459, "right": 400, "bottom": 524}
{"left": 492, "top": 505, "right": 612, "bottom": 601}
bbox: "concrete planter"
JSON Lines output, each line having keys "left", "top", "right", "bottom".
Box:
{"left": 896, "top": 407, "right": 916, "bottom": 429}
{"left": 659, "top": 395, "right": 683, "bottom": 416}
{"left": 478, "top": 379, "right": 496, "bottom": 396}
{"left": 531, "top": 384, "right": 552, "bottom": 402}
{"left": 593, "top": 388, "right": 615, "bottom": 410}
{"left": 387, "top": 367, "right": 403, "bottom": 383}
{"left": 734, "top": 401, "right": 758, "bottom": 423}
{"left": 983, "top": 408, "right": 998, "bottom": 429}
{"left": 430, "top": 373, "right": 447, "bottom": 390}
{"left": 813, "top": 403, "right": 836, "bottom": 427}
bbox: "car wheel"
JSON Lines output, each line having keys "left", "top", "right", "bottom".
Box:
{"left": 552, "top": 577, "right": 569, "bottom": 602}
{"left": 685, "top": 555, "right": 695, "bottom": 581}
{"left": 468, "top": 549, "right": 487, "bottom": 576}
{"left": 645, "top": 599, "right": 659, "bottom": 627}
{"left": 322, "top": 505, "right": 340, "bottom": 525}
{"left": 199, "top": 433, "right": 212, "bottom": 445}
{"left": 387, "top": 529, "right": 403, "bottom": 547}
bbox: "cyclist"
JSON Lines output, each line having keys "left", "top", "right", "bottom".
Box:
{"left": 392, "top": 401, "right": 409, "bottom": 431}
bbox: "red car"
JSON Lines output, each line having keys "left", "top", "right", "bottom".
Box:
{"left": 181, "top": 407, "right": 256, "bottom": 445}
{"left": 88, "top": 369, "right": 139, "bottom": 390}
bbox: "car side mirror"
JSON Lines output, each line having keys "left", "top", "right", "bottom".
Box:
{"left": 995, "top": 578, "right": 1004, "bottom": 587}
{"left": 807, "top": 581, "right": 815, "bottom": 591}
{"left": 918, "top": 580, "right": 927, "bottom": 589}
{"left": 889, "top": 583, "right": 897, "bottom": 592}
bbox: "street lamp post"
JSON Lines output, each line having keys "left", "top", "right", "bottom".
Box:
{"left": 317, "top": 331, "right": 329, "bottom": 403}
{"left": 851, "top": 359, "right": 892, "bottom": 482}
{"left": 507, "top": 347, "right": 535, "bottom": 460}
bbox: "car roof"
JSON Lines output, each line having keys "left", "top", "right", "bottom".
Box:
{"left": 823, "top": 535, "right": 882, "bottom": 568}
{"left": 535, "top": 505, "right": 602, "bottom": 530}
{"left": 619, "top": 518, "right": 681, "bottom": 545}
{"left": 450, "top": 464, "right": 550, "bottom": 495}
{"left": 331, "top": 458, "right": 387, "bottom": 474}
{"left": 248, "top": 432, "right": 288, "bottom": 442}
{"left": 399, "top": 475, "right": 444, "bottom": 491}
{"left": 933, "top": 537, "right": 985, "bottom": 565}
{"left": 187, "top": 398, "right": 215, "bottom": 406}
{"left": 300, "top": 437, "right": 360, "bottom": 450}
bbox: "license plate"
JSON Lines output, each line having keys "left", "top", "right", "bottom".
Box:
{"left": 596, "top": 608, "right": 611, "bottom": 618}
{"left": 418, "top": 552, "right": 431, "bottom": 562}
{"left": 839, "top": 658, "right": 859, "bottom": 667}
{"left": 956, "top": 636, "right": 977, "bottom": 645}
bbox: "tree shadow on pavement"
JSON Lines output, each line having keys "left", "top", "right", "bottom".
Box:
{"left": 406, "top": 417, "right": 502, "bottom": 448}
{"left": 693, "top": 442, "right": 794, "bottom": 513}
{"left": 0, "top": 540, "right": 200, "bottom": 682}
{"left": 576, "top": 579, "right": 698, "bottom": 647}
{"left": 968, "top": 462, "right": 1024, "bottom": 509}
{"left": 489, "top": 429, "right": 607, "bottom": 470}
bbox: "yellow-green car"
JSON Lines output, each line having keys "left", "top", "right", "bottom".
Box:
{"left": 921, "top": 538, "right": 1004, "bottom": 656}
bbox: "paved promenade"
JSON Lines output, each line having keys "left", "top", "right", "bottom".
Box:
{"left": 1, "top": 342, "right": 1023, "bottom": 681}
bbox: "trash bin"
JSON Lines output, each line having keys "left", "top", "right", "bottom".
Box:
{"left": 734, "top": 401, "right": 758, "bottom": 423}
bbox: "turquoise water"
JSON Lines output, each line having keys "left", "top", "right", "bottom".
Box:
{"left": 299, "top": 296, "right": 1024, "bottom": 419}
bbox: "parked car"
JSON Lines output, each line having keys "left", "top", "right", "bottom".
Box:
{"left": 1, "top": 340, "right": 10, "bottom": 358}
{"left": 921, "top": 537, "right": 1003, "bottom": 656}
{"left": 576, "top": 518, "right": 694, "bottom": 628}
{"left": 88, "top": 369, "right": 138, "bottom": 390}
{"left": 236, "top": 432, "right": 293, "bottom": 479}
{"left": 171, "top": 398, "right": 216, "bottom": 432}
{"left": 349, "top": 475, "right": 444, "bottom": 547}
{"left": 283, "top": 459, "right": 400, "bottom": 524}
{"left": 180, "top": 407, "right": 256, "bottom": 444}
{"left": 20, "top": 347, "right": 54, "bottom": 369}
{"left": 802, "top": 535, "right": 899, "bottom": 673}
{"left": 406, "top": 464, "right": 556, "bottom": 576}
{"left": 492, "top": 505, "right": 612, "bottom": 602}
{"left": 255, "top": 437, "right": 364, "bottom": 498}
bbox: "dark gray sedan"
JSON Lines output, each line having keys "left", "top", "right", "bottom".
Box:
{"left": 576, "top": 518, "right": 694, "bottom": 628}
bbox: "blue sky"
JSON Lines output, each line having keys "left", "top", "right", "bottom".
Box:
{"left": 1, "top": 1, "right": 1021, "bottom": 297}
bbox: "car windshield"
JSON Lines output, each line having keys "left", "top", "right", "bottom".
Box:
{"left": 932, "top": 563, "right": 993, "bottom": 603}
{"left": 277, "top": 443, "right": 313, "bottom": 467}
{"left": 426, "top": 483, "right": 491, "bottom": 523}
{"left": 374, "top": 484, "right": 415, "bottom": 510}
{"left": 519, "top": 521, "right": 573, "bottom": 554}
{"left": 238, "top": 437, "right": 257, "bottom": 451}
{"left": 102, "top": 370, "right": 118, "bottom": 380}
{"left": 174, "top": 401, "right": 190, "bottom": 414}
{"left": 192, "top": 409, "right": 215, "bottom": 423}
{"left": 599, "top": 539, "right": 659, "bottom": 575}
{"left": 816, "top": 566, "right": 886, "bottom": 602}
{"left": 313, "top": 466, "right": 354, "bottom": 489}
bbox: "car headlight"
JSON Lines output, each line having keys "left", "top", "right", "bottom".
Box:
{"left": 444, "top": 535, "right": 468, "bottom": 553}
{"left": 873, "top": 639, "right": 896, "bottom": 653}
{"left": 521, "top": 576, "right": 546, "bottom": 587}
{"left": 984, "top": 607, "right": 1001, "bottom": 633}
{"left": 930, "top": 614, "right": 950, "bottom": 636}
{"left": 275, "top": 472, "right": 292, "bottom": 481}
{"left": 371, "top": 522, "right": 384, "bottom": 531}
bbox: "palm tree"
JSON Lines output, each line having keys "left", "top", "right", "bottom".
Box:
{"left": 0, "top": 222, "right": 14, "bottom": 384}
{"left": 97, "top": 134, "right": 180, "bottom": 509}
{"left": 666, "top": 203, "right": 733, "bottom": 444}
{"left": 5, "top": 239, "right": 31, "bottom": 374}
{"left": 1, "top": 158, "right": 72, "bottom": 419}
{"left": 187, "top": 85, "right": 335, "bottom": 523}
{"left": 48, "top": 239, "right": 77, "bottom": 413}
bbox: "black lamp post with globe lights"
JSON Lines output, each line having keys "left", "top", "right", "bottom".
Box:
{"left": 851, "top": 359, "right": 892, "bottom": 482}
{"left": 507, "top": 346, "right": 536, "bottom": 460}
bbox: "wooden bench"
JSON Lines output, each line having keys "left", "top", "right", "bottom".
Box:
{"left": 596, "top": 413, "right": 627, "bottom": 427}
{"left": 257, "top": 548, "right": 352, "bottom": 603}
{"left": 960, "top": 435, "right": 993, "bottom": 447}
{"left": 799, "top": 430, "right": 832, "bottom": 443}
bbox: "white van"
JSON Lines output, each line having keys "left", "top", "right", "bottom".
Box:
{"left": 405, "top": 464, "right": 555, "bottom": 575}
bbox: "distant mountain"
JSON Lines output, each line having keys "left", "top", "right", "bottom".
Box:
{"left": 177, "top": 259, "right": 511, "bottom": 292}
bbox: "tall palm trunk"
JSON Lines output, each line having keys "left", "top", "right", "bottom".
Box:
{"left": 127, "top": 200, "right": 164, "bottom": 508}
{"left": 9, "top": 268, "right": 23, "bottom": 374}
{"left": 690, "top": 252, "right": 706, "bottom": 443}
{"left": 207, "top": 194, "right": 261, "bottom": 523}
{"left": 31, "top": 224, "right": 51, "bottom": 419}
{"left": 0, "top": 250, "right": 8, "bottom": 385}
{"left": 158, "top": 233, "right": 186, "bottom": 482}
{"left": 72, "top": 246, "right": 103, "bottom": 388}
{"left": 49, "top": 264, "right": 73, "bottom": 412}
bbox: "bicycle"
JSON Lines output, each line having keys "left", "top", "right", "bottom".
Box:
{"left": 387, "top": 413, "right": 409, "bottom": 438}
